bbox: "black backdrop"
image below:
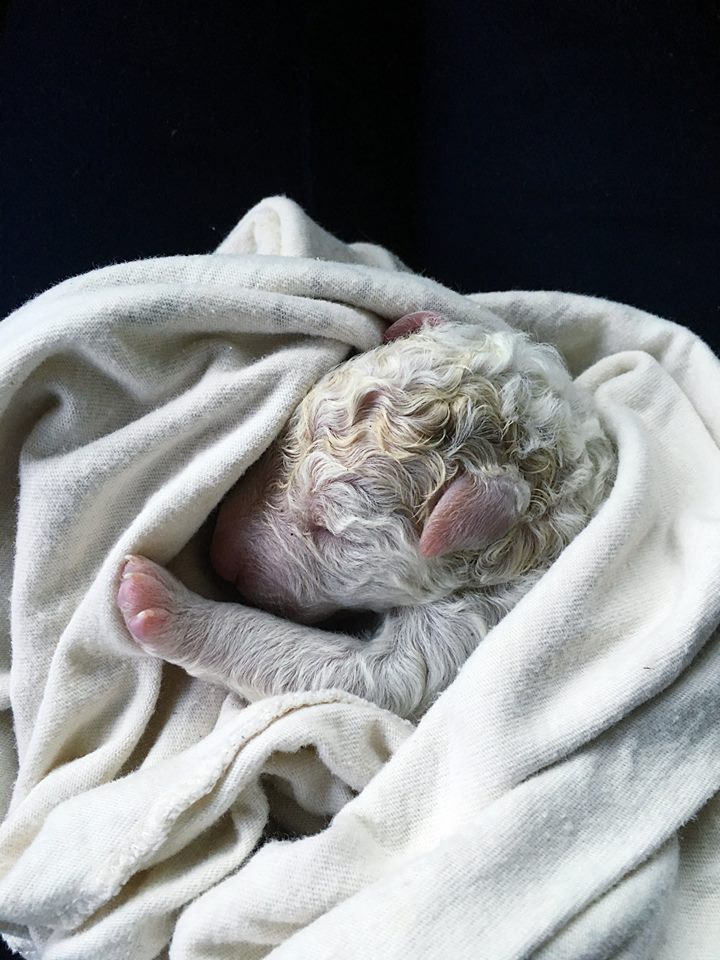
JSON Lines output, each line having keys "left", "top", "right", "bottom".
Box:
{"left": 0, "top": 1, "right": 719, "bottom": 956}
{"left": 2, "top": 1, "right": 719, "bottom": 349}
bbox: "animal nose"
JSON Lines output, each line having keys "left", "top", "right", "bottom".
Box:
{"left": 209, "top": 520, "right": 242, "bottom": 583}
{"left": 210, "top": 509, "right": 267, "bottom": 593}
{"left": 210, "top": 456, "right": 274, "bottom": 582}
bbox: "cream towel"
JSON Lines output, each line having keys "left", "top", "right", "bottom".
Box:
{"left": 0, "top": 197, "right": 718, "bottom": 959}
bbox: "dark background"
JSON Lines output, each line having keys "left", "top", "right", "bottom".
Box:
{"left": 2, "top": 1, "right": 719, "bottom": 350}
{"left": 0, "top": 1, "right": 719, "bottom": 956}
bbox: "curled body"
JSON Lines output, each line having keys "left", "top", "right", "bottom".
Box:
{"left": 118, "top": 313, "right": 616, "bottom": 720}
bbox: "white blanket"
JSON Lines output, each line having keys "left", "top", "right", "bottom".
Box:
{"left": 1, "top": 197, "right": 719, "bottom": 960}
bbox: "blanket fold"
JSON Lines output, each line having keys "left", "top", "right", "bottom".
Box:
{"left": 0, "top": 196, "right": 718, "bottom": 959}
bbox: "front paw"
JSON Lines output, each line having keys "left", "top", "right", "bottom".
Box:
{"left": 117, "top": 555, "right": 189, "bottom": 660}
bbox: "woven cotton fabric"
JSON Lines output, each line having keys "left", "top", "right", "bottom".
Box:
{"left": 0, "top": 197, "right": 718, "bottom": 959}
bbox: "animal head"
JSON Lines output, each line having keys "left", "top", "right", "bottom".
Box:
{"left": 211, "top": 313, "right": 613, "bottom": 623}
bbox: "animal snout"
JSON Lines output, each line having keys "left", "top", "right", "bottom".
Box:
{"left": 210, "top": 452, "right": 276, "bottom": 583}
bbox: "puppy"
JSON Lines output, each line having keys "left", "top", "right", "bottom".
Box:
{"left": 118, "top": 312, "right": 615, "bottom": 719}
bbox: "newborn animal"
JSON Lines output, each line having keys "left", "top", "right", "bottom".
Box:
{"left": 118, "top": 312, "right": 615, "bottom": 719}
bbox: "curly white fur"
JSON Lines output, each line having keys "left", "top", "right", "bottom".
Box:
{"left": 121, "top": 317, "right": 616, "bottom": 720}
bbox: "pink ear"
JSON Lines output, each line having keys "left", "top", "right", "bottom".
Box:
{"left": 383, "top": 311, "right": 447, "bottom": 343}
{"left": 419, "top": 473, "right": 530, "bottom": 558}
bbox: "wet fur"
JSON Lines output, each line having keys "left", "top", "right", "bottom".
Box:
{"left": 120, "top": 320, "right": 616, "bottom": 720}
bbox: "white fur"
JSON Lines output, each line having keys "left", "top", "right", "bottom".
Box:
{"left": 124, "top": 320, "right": 616, "bottom": 720}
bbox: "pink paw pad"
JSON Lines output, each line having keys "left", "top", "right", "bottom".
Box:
{"left": 118, "top": 555, "right": 173, "bottom": 648}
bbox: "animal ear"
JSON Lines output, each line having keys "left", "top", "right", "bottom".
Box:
{"left": 419, "top": 473, "right": 530, "bottom": 559}
{"left": 383, "top": 311, "right": 447, "bottom": 343}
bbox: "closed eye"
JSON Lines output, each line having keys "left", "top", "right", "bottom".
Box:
{"left": 354, "top": 389, "right": 383, "bottom": 423}
{"left": 306, "top": 521, "right": 337, "bottom": 545}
